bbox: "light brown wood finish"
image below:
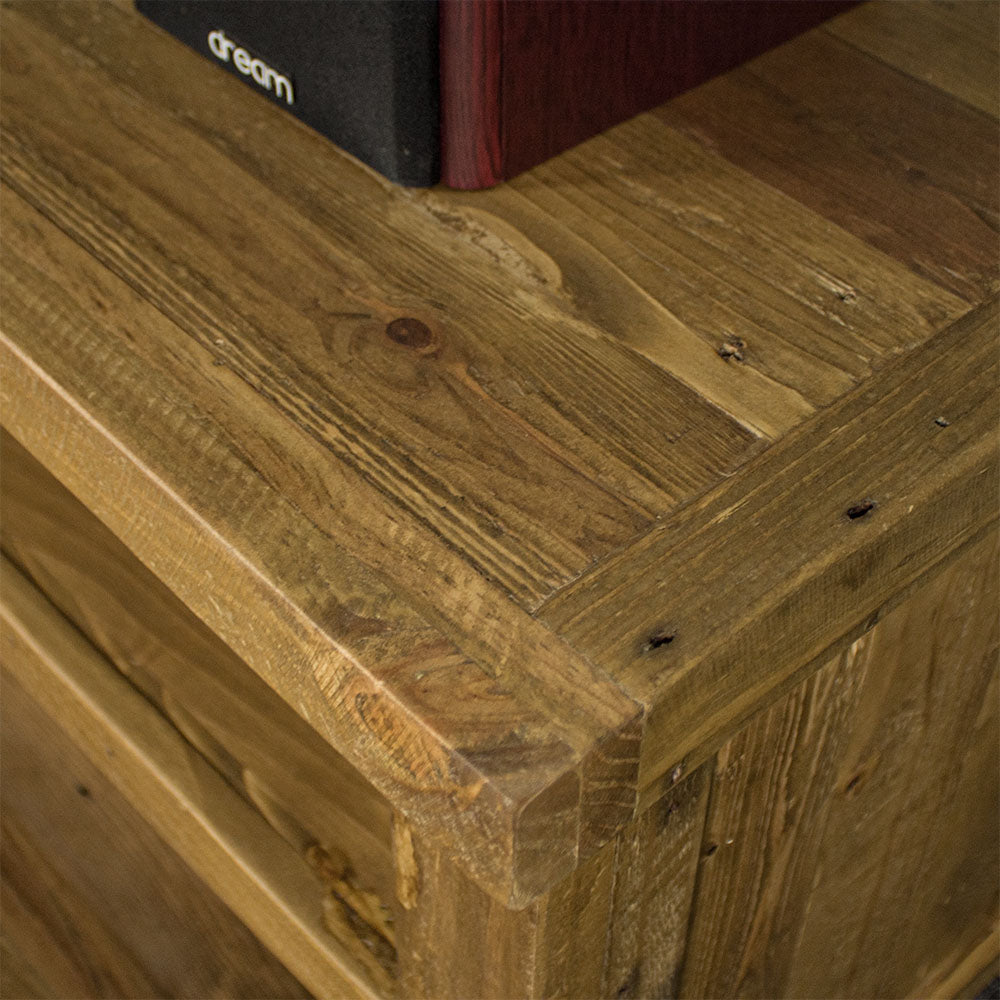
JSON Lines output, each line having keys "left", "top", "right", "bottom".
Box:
{"left": 2, "top": 670, "right": 312, "bottom": 1000}
{"left": 429, "top": 125, "right": 966, "bottom": 437}
{"left": 0, "top": 558, "right": 387, "bottom": 1000}
{"left": 827, "top": 0, "right": 1000, "bottom": 119}
{"left": 543, "top": 297, "right": 999, "bottom": 801}
{"left": 0, "top": 0, "right": 669, "bottom": 900}
{"left": 397, "top": 764, "right": 710, "bottom": 1000}
{"left": 1, "top": 1, "right": 997, "bottom": 994}
{"left": 1, "top": 431, "right": 397, "bottom": 914}
{"left": 0, "top": 0, "right": 755, "bottom": 605}
{"left": 655, "top": 6, "right": 999, "bottom": 306}
{"left": 0, "top": 184, "right": 642, "bottom": 906}
{"left": 679, "top": 529, "right": 999, "bottom": 999}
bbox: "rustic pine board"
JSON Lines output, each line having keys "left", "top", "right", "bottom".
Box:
{"left": 678, "top": 530, "right": 999, "bottom": 997}
{"left": 0, "top": 558, "right": 386, "bottom": 1000}
{"left": 1, "top": 668, "right": 312, "bottom": 1000}
{"left": 1, "top": 2, "right": 996, "bottom": 977}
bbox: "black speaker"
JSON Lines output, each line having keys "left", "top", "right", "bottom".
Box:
{"left": 135, "top": 1, "right": 439, "bottom": 186}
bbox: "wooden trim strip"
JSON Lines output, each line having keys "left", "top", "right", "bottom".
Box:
{"left": 0, "top": 557, "right": 386, "bottom": 1000}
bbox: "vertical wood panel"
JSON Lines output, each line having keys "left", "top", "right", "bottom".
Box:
{"left": 787, "top": 530, "right": 999, "bottom": 999}
{"left": 596, "top": 767, "right": 710, "bottom": 1000}
{"left": 679, "top": 529, "right": 999, "bottom": 999}
{"left": 2, "top": 670, "right": 311, "bottom": 1000}
{"left": 396, "top": 764, "right": 710, "bottom": 999}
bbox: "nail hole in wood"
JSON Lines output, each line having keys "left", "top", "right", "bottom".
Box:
{"left": 703, "top": 842, "right": 719, "bottom": 857}
{"left": 76, "top": 784, "right": 91, "bottom": 798}
{"left": 846, "top": 500, "right": 875, "bottom": 520}
{"left": 844, "top": 772, "right": 864, "bottom": 794}
{"left": 645, "top": 630, "right": 676, "bottom": 650}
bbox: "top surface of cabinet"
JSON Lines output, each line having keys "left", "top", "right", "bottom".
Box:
{"left": 2, "top": 0, "right": 997, "bottom": 907}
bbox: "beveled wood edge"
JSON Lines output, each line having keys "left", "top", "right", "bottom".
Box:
{"left": 2, "top": 292, "right": 996, "bottom": 909}
{"left": 0, "top": 556, "right": 384, "bottom": 1000}
{"left": 0, "top": 313, "right": 640, "bottom": 910}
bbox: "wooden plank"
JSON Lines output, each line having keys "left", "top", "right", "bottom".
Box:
{"left": 2, "top": 669, "right": 312, "bottom": 1000}
{"left": 784, "top": 530, "right": 1000, "bottom": 999}
{"left": 678, "top": 634, "right": 878, "bottom": 997}
{"left": 396, "top": 765, "right": 710, "bottom": 999}
{"left": 0, "top": 185, "right": 642, "bottom": 907}
{"left": 1, "top": 1, "right": 755, "bottom": 609}
{"left": 827, "top": 1, "right": 1000, "bottom": 119}
{"left": 394, "top": 814, "right": 542, "bottom": 1000}
{"left": 550, "top": 765, "right": 710, "bottom": 1000}
{"left": 430, "top": 110, "right": 965, "bottom": 437}
{"left": 0, "top": 431, "right": 398, "bottom": 914}
{"left": 542, "top": 298, "right": 1000, "bottom": 799}
{"left": 656, "top": 18, "right": 999, "bottom": 305}
{"left": 0, "top": 557, "right": 389, "bottom": 1000}
{"left": 679, "top": 529, "right": 998, "bottom": 999}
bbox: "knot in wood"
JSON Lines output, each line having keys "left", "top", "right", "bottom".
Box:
{"left": 386, "top": 317, "right": 433, "bottom": 350}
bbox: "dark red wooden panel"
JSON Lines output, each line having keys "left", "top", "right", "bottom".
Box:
{"left": 440, "top": 0, "right": 857, "bottom": 189}
{"left": 439, "top": 0, "right": 503, "bottom": 189}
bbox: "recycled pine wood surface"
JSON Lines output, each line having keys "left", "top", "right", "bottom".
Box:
{"left": 1, "top": 0, "right": 997, "bottom": 949}
{"left": 1, "top": 667, "right": 312, "bottom": 1000}
{"left": 0, "top": 557, "right": 387, "bottom": 1000}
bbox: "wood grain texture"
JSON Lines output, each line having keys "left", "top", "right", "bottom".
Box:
{"left": 543, "top": 298, "right": 1000, "bottom": 799}
{"left": 679, "top": 634, "right": 879, "bottom": 997}
{"left": 680, "top": 529, "right": 999, "bottom": 999}
{"left": 496, "top": 1, "right": 856, "bottom": 183}
{"left": 827, "top": 0, "right": 1000, "bottom": 118}
{"left": 656, "top": 14, "right": 999, "bottom": 304}
{"left": 1, "top": 1, "right": 754, "bottom": 608}
{"left": 0, "top": 558, "right": 387, "bottom": 1000}
{"left": 783, "top": 531, "right": 1000, "bottom": 999}
{"left": 396, "top": 764, "right": 710, "bottom": 999}
{"left": 1, "top": 0, "right": 996, "bottom": 940}
{"left": 0, "top": 431, "right": 397, "bottom": 915}
{"left": 425, "top": 120, "right": 967, "bottom": 438}
{"left": 2, "top": 670, "right": 311, "bottom": 1000}
{"left": 439, "top": 0, "right": 503, "bottom": 189}
{"left": 0, "top": 181, "right": 642, "bottom": 906}
{"left": 0, "top": 0, "right": 761, "bottom": 901}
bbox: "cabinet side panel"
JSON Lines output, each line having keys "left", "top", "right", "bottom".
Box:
{"left": 1, "top": 669, "right": 312, "bottom": 1000}
{"left": 679, "top": 528, "right": 999, "bottom": 999}
{"left": 787, "top": 528, "right": 999, "bottom": 999}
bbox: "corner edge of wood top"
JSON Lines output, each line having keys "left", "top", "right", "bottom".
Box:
{"left": 540, "top": 296, "right": 1000, "bottom": 808}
